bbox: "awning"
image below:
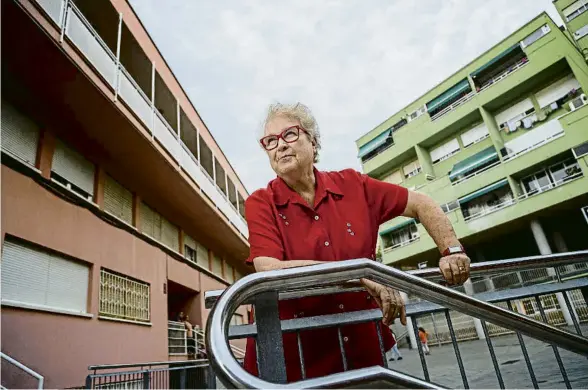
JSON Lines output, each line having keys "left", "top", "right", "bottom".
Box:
{"left": 426, "top": 79, "right": 471, "bottom": 113}
{"left": 471, "top": 44, "right": 521, "bottom": 78}
{"left": 379, "top": 219, "right": 416, "bottom": 236}
{"left": 358, "top": 130, "right": 392, "bottom": 158}
{"left": 449, "top": 146, "right": 499, "bottom": 181}
{"left": 458, "top": 179, "right": 509, "bottom": 204}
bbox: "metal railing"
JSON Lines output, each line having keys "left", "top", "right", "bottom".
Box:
{"left": 451, "top": 159, "right": 501, "bottom": 186}
{"left": 85, "top": 360, "right": 213, "bottom": 389}
{"left": 1, "top": 353, "right": 44, "bottom": 390}
{"left": 383, "top": 235, "right": 420, "bottom": 253}
{"left": 477, "top": 57, "right": 529, "bottom": 93}
{"left": 31, "top": 0, "right": 249, "bottom": 239}
{"left": 205, "top": 251, "right": 588, "bottom": 389}
{"left": 430, "top": 90, "right": 477, "bottom": 122}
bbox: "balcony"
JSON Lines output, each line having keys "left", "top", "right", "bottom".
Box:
{"left": 502, "top": 119, "right": 565, "bottom": 162}
{"left": 380, "top": 219, "right": 420, "bottom": 252}
{"left": 449, "top": 145, "right": 501, "bottom": 185}
{"left": 358, "top": 129, "right": 394, "bottom": 163}
{"left": 426, "top": 79, "right": 475, "bottom": 122}
{"left": 459, "top": 179, "right": 516, "bottom": 222}
{"left": 31, "top": 0, "right": 248, "bottom": 238}
{"left": 518, "top": 158, "right": 584, "bottom": 201}
{"left": 471, "top": 44, "right": 529, "bottom": 93}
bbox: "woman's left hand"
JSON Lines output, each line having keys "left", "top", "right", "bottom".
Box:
{"left": 361, "top": 279, "right": 407, "bottom": 326}
{"left": 439, "top": 253, "right": 471, "bottom": 286}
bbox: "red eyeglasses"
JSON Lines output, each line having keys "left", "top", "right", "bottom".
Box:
{"left": 259, "top": 125, "right": 310, "bottom": 151}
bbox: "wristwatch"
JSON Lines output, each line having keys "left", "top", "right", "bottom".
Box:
{"left": 441, "top": 245, "right": 465, "bottom": 257}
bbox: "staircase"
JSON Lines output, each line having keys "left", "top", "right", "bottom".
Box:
{"left": 1, "top": 352, "right": 44, "bottom": 389}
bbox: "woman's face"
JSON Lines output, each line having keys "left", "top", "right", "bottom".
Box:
{"left": 264, "top": 116, "right": 315, "bottom": 178}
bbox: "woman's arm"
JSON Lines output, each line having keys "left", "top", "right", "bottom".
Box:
{"left": 251, "top": 256, "right": 326, "bottom": 272}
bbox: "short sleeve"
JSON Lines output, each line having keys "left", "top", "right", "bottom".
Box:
{"left": 244, "top": 190, "right": 285, "bottom": 264}
{"left": 361, "top": 173, "right": 409, "bottom": 226}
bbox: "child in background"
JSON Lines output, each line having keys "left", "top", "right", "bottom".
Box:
{"left": 418, "top": 327, "right": 430, "bottom": 355}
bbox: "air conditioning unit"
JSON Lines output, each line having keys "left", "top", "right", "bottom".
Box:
{"left": 425, "top": 173, "right": 436, "bottom": 181}
{"left": 569, "top": 94, "right": 587, "bottom": 111}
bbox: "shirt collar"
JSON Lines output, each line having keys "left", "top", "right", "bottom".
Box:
{"left": 272, "top": 167, "right": 344, "bottom": 207}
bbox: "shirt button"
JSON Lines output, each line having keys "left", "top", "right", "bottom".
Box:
{"left": 343, "top": 336, "right": 349, "bottom": 342}
{"left": 339, "top": 304, "right": 344, "bottom": 310}
{"left": 347, "top": 223, "right": 351, "bottom": 227}
{"left": 293, "top": 314, "right": 297, "bottom": 318}
{"left": 314, "top": 215, "right": 320, "bottom": 221}
{"left": 324, "top": 241, "right": 330, "bottom": 247}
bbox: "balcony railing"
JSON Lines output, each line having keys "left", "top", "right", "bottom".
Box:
{"left": 34, "top": 0, "right": 249, "bottom": 239}
{"left": 518, "top": 172, "right": 584, "bottom": 201}
{"left": 503, "top": 129, "right": 565, "bottom": 162}
{"left": 383, "top": 235, "right": 420, "bottom": 253}
{"left": 463, "top": 197, "right": 516, "bottom": 222}
{"left": 430, "top": 90, "right": 477, "bottom": 122}
{"left": 451, "top": 160, "right": 501, "bottom": 186}
{"left": 477, "top": 57, "right": 529, "bottom": 93}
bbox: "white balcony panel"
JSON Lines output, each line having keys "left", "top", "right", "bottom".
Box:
{"left": 153, "top": 114, "right": 180, "bottom": 162}
{"left": 504, "top": 120, "right": 564, "bottom": 156}
{"left": 35, "top": 0, "right": 64, "bottom": 25}
{"left": 119, "top": 71, "right": 152, "bottom": 129}
{"left": 495, "top": 98, "right": 533, "bottom": 125}
{"left": 66, "top": 11, "right": 116, "bottom": 87}
{"left": 536, "top": 74, "right": 581, "bottom": 109}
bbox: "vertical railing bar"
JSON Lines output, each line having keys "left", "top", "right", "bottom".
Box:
{"left": 534, "top": 295, "right": 571, "bottom": 389}
{"left": 506, "top": 300, "right": 539, "bottom": 389}
{"left": 337, "top": 327, "right": 348, "bottom": 371}
{"left": 561, "top": 291, "right": 582, "bottom": 335}
{"left": 296, "top": 331, "right": 307, "bottom": 380}
{"left": 84, "top": 374, "right": 92, "bottom": 389}
{"left": 373, "top": 320, "right": 388, "bottom": 369}
{"left": 444, "top": 310, "right": 469, "bottom": 389}
{"left": 411, "top": 316, "right": 431, "bottom": 382}
{"left": 480, "top": 320, "right": 505, "bottom": 389}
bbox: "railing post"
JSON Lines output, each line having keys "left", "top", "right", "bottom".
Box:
{"left": 254, "top": 291, "right": 288, "bottom": 384}
{"left": 179, "top": 368, "right": 187, "bottom": 389}
{"left": 142, "top": 370, "right": 150, "bottom": 389}
{"left": 84, "top": 374, "right": 93, "bottom": 389}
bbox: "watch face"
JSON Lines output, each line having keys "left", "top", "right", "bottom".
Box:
{"left": 448, "top": 246, "right": 461, "bottom": 254}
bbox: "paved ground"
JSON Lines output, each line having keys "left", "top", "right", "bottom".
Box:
{"left": 386, "top": 324, "right": 588, "bottom": 389}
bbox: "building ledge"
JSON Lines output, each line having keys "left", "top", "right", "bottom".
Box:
{"left": 1, "top": 300, "right": 94, "bottom": 319}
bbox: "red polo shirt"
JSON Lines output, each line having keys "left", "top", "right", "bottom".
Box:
{"left": 243, "top": 168, "right": 408, "bottom": 382}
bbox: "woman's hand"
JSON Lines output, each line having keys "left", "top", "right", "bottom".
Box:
{"left": 360, "top": 278, "right": 407, "bottom": 326}
{"left": 439, "top": 253, "right": 471, "bottom": 285}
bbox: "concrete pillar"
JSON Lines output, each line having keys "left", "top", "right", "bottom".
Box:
{"left": 480, "top": 106, "right": 505, "bottom": 158}
{"left": 507, "top": 176, "right": 521, "bottom": 199}
{"left": 552, "top": 231, "right": 581, "bottom": 322}
{"left": 529, "top": 93, "right": 546, "bottom": 121}
{"left": 401, "top": 292, "right": 418, "bottom": 349}
{"left": 530, "top": 219, "right": 574, "bottom": 326}
{"left": 415, "top": 144, "right": 434, "bottom": 179}
{"left": 464, "top": 279, "right": 485, "bottom": 340}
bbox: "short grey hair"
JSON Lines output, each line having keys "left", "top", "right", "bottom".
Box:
{"left": 262, "top": 102, "right": 322, "bottom": 163}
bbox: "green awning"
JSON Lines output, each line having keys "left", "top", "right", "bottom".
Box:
{"left": 379, "top": 219, "right": 416, "bottom": 236}
{"left": 471, "top": 44, "right": 521, "bottom": 78}
{"left": 449, "top": 146, "right": 499, "bottom": 181}
{"left": 458, "top": 179, "right": 509, "bottom": 204}
{"left": 358, "top": 130, "right": 392, "bottom": 158}
{"left": 426, "top": 79, "right": 472, "bottom": 113}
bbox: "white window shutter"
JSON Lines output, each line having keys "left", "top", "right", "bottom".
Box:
{"left": 140, "top": 202, "right": 156, "bottom": 238}
{"left": 161, "top": 217, "right": 179, "bottom": 251}
{"left": 52, "top": 140, "right": 95, "bottom": 195}
{"left": 1, "top": 240, "right": 89, "bottom": 313}
{"left": 212, "top": 254, "right": 223, "bottom": 276}
{"left": 225, "top": 263, "right": 234, "bottom": 282}
{"left": 461, "top": 123, "right": 489, "bottom": 147}
{"left": 196, "top": 243, "right": 209, "bottom": 268}
{"left": 431, "top": 139, "right": 459, "bottom": 162}
{"left": 1, "top": 100, "right": 40, "bottom": 166}
{"left": 535, "top": 75, "right": 581, "bottom": 108}
{"left": 495, "top": 99, "right": 534, "bottom": 125}
{"left": 104, "top": 175, "right": 133, "bottom": 224}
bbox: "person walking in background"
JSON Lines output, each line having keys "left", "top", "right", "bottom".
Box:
{"left": 419, "top": 327, "right": 430, "bottom": 355}
{"left": 389, "top": 332, "right": 403, "bottom": 361}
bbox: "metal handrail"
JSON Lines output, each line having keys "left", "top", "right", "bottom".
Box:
{"left": 205, "top": 250, "right": 588, "bottom": 307}
{"left": 1, "top": 352, "right": 44, "bottom": 390}
{"left": 205, "top": 254, "right": 588, "bottom": 389}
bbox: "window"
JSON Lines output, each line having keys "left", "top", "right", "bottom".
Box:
{"left": 238, "top": 193, "right": 246, "bottom": 219}
{"left": 1, "top": 100, "right": 40, "bottom": 166}
{"left": 430, "top": 139, "right": 460, "bottom": 164}
{"left": 574, "top": 24, "right": 588, "bottom": 40}
{"left": 51, "top": 140, "right": 95, "bottom": 200}
{"left": 520, "top": 24, "right": 551, "bottom": 49}
{"left": 403, "top": 161, "right": 422, "bottom": 178}
{"left": 572, "top": 142, "right": 588, "bottom": 159}
{"left": 495, "top": 98, "right": 535, "bottom": 133}
{"left": 199, "top": 135, "right": 214, "bottom": 179}
{"left": 564, "top": 1, "right": 588, "bottom": 21}
{"left": 211, "top": 253, "right": 223, "bottom": 276}
{"left": 1, "top": 239, "right": 90, "bottom": 314}
{"left": 214, "top": 158, "right": 227, "bottom": 196}
{"left": 228, "top": 179, "right": 238, "bottom": 210}
{"left": 389, "top": 118, "right": 407, "bottom": 133}
{"left": 582, "top": 205, "right": 588, "bottom": 224}
{"left": 104, "top": 175, "right": 133, "bottom": 225}
{"left": 535, "top": 74, "right": 581, "bottom": 109}
{"left": 461, "top": 123, "right": 489, "bottom": 148}
{"left": 99, "top": 269, "right": 150, "bottom": 322}
{"left": 183, "top": 233, "right": 202, "bottom": 266}
{"left": 140, "top": 202, "right": 179, "bottom": 251}
{"left": 383, "top": 170, "right": 403, "bottom": 185}
{"left": 225, "top": 263, "right": 234, "bottom": 283}
{"left": 521, "top": 159, "right": 582, "bottom": 196}
{"left": 461, "top": 186, "right": 514, "bottom": 220}
{"left": 408, "top": 105, "right": 427, "bottom": 122}
{"left": 381, "top": 223, "right": 419, "bottom": 249}
{"left": 440, "top": 200, "right": 460, "bottom": 214}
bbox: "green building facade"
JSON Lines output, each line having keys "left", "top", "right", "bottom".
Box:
{"left": 357, "top": 10, "right": 588, "bottom": 271}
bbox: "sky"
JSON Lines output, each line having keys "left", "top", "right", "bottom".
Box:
{"left": 129, "top": 0, "right": 563, "bottom": 194}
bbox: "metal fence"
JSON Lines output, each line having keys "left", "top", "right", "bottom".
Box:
{"left": 204, "top": 251, "right": 588, "bottom": 389}
{"left": 85, "top": 360, "right": 214, "bottom": 389}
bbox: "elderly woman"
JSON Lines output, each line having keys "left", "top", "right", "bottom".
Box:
{"left": 243, "top": 103, "right": 470, "bottom": 382}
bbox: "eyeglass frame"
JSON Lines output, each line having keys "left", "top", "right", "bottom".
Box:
{"left": 259, "top": 125, "right": 311, "bottom": 151}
